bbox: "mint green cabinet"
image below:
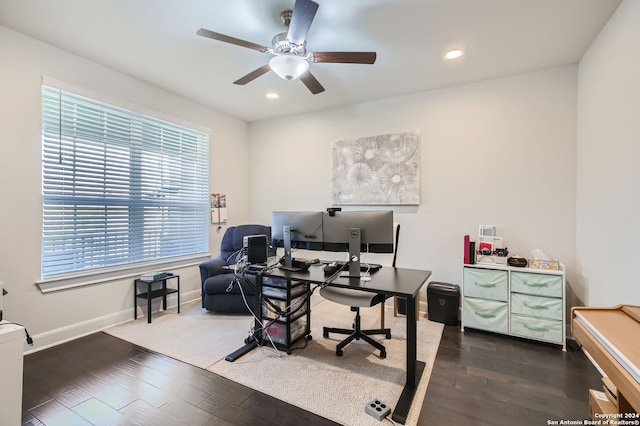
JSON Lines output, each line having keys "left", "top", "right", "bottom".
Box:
{"left": 462, "top": 264, "right": 566, "bottom": 350}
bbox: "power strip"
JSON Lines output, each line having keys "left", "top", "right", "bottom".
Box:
{"left": 365, "top": 399, "right": 391, "bottom": 421}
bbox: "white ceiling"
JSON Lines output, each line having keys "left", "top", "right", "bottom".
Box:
{"left": 0, "top": 0, "right": 621, "bottom": 123}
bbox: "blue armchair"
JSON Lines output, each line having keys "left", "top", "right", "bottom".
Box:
{"left": 199, "top": 224, "right": 274, "bottom": 314}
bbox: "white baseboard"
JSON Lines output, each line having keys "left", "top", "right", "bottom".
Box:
{"left": 24, "top": 290, "right": 201, "bottom": 354}
{"left": 25, "top": 289, "right": 427, "bottom": 354}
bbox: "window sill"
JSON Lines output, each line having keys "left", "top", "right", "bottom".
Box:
{"left": 36, "top": 253, "right": 211, "bottom": 293}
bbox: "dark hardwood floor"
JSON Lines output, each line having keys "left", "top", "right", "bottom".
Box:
{"left": 423, "top": 325, "right": 603, "bottom": 425}
{"left": 22, "top": 324, "right": 602, "bottom": 426}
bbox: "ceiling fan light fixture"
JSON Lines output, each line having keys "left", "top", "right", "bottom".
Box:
{"left": 269, "top": 54, "right": 309, "bottom": 81}
{"left": 196, "top": 0, "right": 374, "bottom": 94}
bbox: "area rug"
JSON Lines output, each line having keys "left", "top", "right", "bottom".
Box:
{"left": 105, "top": 297, "right": 444, "bottom": 426}
{"left": 105, "top": 299, "right": 258, "bottom": 369}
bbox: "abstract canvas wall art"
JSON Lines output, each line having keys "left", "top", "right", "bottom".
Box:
{"left": 331, "top": 131, "right": 420, "bottom": 205}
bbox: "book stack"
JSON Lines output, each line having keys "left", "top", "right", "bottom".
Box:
{"left": 463, "top": 235, "right": 475, "bottom": 264}
{"left": 139, "top": 271, "right": 168, "bottom": 281}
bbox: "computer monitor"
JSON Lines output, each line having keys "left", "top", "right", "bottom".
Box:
{"left": 322, "top": 210, "right": 394, "bottom": 278}
{"left": 271, "top": 211, "right": 324, "bottom": 268}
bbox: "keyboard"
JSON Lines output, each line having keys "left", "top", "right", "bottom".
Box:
{"left": 278, "top": 265, "right": 308, "bottom": 272}
{"left": 246, "top": 264, "right": 266, "bottom": 271}
{"left": 278, "top": 257, "right": 316, "bottom": 272}
{"left": 325, "top": 261, "right": 382, "bottom": 273}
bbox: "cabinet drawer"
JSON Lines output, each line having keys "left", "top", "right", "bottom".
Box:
{"left": 511, "top": 271, "right": 562, "bottom": 297}
{"left": 262, "top": 284, "right": 307, "bottom": 299}
{"left": 262, "top": 295, "right": 308, "bottom": 320}
{"left": 263, "top": 315, "right": 308, "bottom": 345}
{"left": 463, "top": 268, "right": 508, "bottom": 301}
{"left": 463, "top": 297, "right": 508, "bottom": 334}
{"left": 510, "top": 313, "right": 563, "bottom": 344}
{"left": 511, "top": 293, "right": 562, "bottom": 321}
{"left": 262, "top": 276, "right": 288, "bottom": 287}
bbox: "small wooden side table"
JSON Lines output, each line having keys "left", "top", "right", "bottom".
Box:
{"left": 134, "top": 274, "right": 180, "bottom": 323}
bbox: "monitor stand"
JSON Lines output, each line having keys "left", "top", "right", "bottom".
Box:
{"left": 341, "top": 227, "right": 364, "bottom": 279}
{"left": 338, "top": 227, "right": 377, "bottom": 281}
{"left": 278, "top": 226, "right": 309, "bottom": 272}
{"left": 282, "top": 225, "right": 294, "bottom": 269}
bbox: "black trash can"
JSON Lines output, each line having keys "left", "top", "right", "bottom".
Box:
{"left": 427, "top": 281, "right": 460, "bottom": 325}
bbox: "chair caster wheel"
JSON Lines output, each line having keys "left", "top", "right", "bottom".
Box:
{"left": 323, "top": 330, "right": 328, "bottom": 338}
{"left": 336, "top": 348, "right": 343, "bottom": 356}
{"left": 307, "top": 335, "right": 313, "bottom": 340}
{"left": 385, "top": 332, "right": 391, "bottom": 339}
{"left": 380, "top": 350, "right": 386, "bottom": 359}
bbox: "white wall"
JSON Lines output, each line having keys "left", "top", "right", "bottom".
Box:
{"left": 248, "top": 67, "right": 578, "bottom": 302}
{"left": 576, "top": 0, "right": 640, "bottom": 306}
{"left": 0, "top": 26, "right": 251, "bottom": 350}
{"left": 6, "top": 0, "right": 633, "bottom": 350}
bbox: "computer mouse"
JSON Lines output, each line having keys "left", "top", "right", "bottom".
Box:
{"left": 323, "top": 262, "right": 340, "bottom": 275}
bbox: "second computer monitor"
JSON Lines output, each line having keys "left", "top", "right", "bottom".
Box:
{"left": 271, "top": 211, "right": 324, "bottom": 270}
{"left": 271, "top": 211, "right": 324, "bottom": 250}
{"left": 323, "top": 210, "right": 394, "bottom": 278}
{"left": 322, "top": 210, "right": 394, "bottom": 254}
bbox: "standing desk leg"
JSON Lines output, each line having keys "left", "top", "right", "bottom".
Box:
{"left": 147, "top": 282, "right": 152, "bottom": 324}
{"left": 392, "top": 294, "right": 425, "bottom": 424}
{"left": 224, "top": 339, "right": 259, "bottom": 362}
{"left": 225, "top": 273, "right": 262, "bottom": 362}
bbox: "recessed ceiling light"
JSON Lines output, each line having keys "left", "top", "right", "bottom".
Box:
{"left": 445, "top": 49, "right": 463, "bottom": 60}
{"left": 265, "top": 92, "right": 279, "bottom": 99}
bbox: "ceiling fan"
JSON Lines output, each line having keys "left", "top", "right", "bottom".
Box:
{"left": 196, "top": 0, "right": 377, "bottom": 95}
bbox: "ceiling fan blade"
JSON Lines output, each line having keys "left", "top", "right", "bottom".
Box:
{"left": 196, "top": 28, "right": 268, "bottom": 53}
{"left": 287, "top": 0, "right": 319, "bottom": 45}
{"left": 299, "top": 71, "right": 325, "bottom": 95}
{"left": 233, "top": 65, "right": 272, "bottom": 85}
{"left": 312, "top": 51, "right": 377, "bottom": 64}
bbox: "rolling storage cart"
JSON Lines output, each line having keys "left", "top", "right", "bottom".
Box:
{"left": 261, "top": 275, "right": 311, "bottom": 354}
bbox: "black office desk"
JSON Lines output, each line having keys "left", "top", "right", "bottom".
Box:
{"left": 228, "top": 265, "right": 432, "bottom": 424}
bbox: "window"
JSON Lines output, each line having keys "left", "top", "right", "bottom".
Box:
{"left": 41, "top": 85, "right": 210, "bottom": 279}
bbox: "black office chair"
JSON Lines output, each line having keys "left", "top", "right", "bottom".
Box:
{"left": 321, "top": 287, "right": 391, "bottom": 358}
{"left": 320, "top": 223, "right": 400, "bottom": 359}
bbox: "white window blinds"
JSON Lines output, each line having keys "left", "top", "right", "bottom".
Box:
{"left": 41, "top": 85, "right": 210, "bottom": 278}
